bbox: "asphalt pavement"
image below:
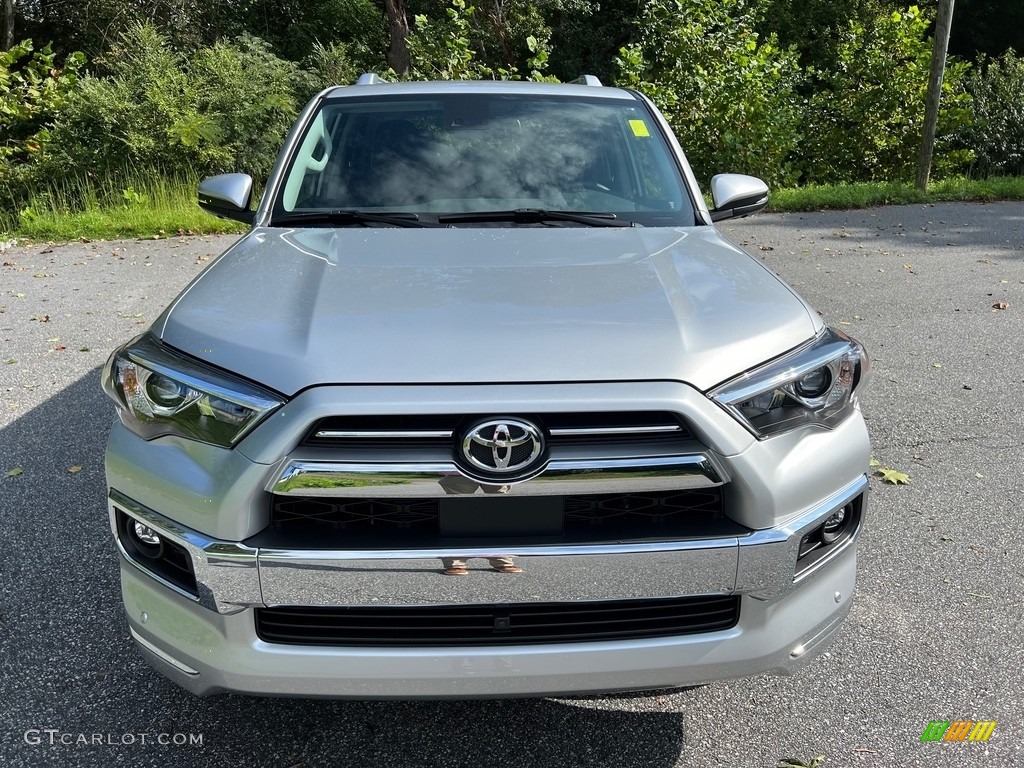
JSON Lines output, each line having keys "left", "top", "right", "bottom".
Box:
{"left": 1, "top": 202, "right": 1022, "bottom": 767}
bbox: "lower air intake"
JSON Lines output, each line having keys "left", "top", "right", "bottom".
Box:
{"left": 255, "top": 594, "right": 740, "bottom": 647}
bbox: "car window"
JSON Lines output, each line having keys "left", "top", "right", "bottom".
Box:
{"left": 273, "top": 93, "right": 695, "bottom": 227}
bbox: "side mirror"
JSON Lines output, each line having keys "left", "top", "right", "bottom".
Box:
{"left": 198, "top": 173, "right": 255, "bottom": 224}
{"left": 709, "top": 174, "right": 769, "bottom": 222}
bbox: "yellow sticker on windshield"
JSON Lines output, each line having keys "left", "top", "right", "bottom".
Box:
{"left": 629, "top": 119, "right": 651, "bottom": 137}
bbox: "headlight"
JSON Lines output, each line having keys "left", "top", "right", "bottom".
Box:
{"left": 102, "top": 335, "right": 284, "bottom": 447}
{"left": 709, "top": 328, "right": 869, "bottom": 438}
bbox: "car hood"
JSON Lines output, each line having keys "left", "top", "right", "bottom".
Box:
{"left": 155, "top": 226, "right": 820, "bottom": 396}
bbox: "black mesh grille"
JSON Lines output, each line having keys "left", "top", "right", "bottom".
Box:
{"left": 257, "top": 489, "right": 743, "bottom": 549}
{"left": 272, "top": 497, "right": 438, "bottom": 531}
{"left": 564, "top": 490, "right": 723, "bottom": 531}
{"left": 255, "top": 595, "right": 740, "bottom": 646}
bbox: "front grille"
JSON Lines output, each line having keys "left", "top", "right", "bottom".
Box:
{"left": 302, "top": 411, "right": 694, "bottom": 450}
{"left": 273, "top": 497, "right": 439, "bottom": 532}
{"left": 255, "top": 594, "right": 740, "bottom": 646}
{"left": 564, "top": 490, "right": 721, "bottom": 532}
{"left": 258, "top": 488, "right": 745, "bottom": 548}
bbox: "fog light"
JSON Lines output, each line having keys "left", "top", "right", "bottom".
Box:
{"left": 132, "top": 521, "right": 162, "bottom": 547}
{"left": 820, "top": 507, "right": 848, "bottom": 544}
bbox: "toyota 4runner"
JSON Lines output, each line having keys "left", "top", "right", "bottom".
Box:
{"left": 102, "top": 75, "right": 870, "bottom": 698}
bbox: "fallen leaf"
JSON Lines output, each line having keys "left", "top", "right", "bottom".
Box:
{"left": 79, "top": 346, "right": 89, "bottom": 352}
{"left": 933, "top": 362, "right": 942, "bottom": 368}
{"left": 993, "top": 301, "right": 1008, "bottom": 310}
{"left": 975, "top": 472, "right": 984, "bottom": 479}
{"left": 54, "top": 344, "right": 66, "bottom": 351}
{"left": 6, "top": 467, "right": 23, "bottom": 477}
{"left": 4, "top": 359, "right": 15, "bottom": 365}
{"left": 869, "top": 456, "right": 882, "bottom": 468}
{"left": 876, "top": 467, "right": 911, "bottom": 485}
{"left": 68, "top": 465, "right": 82, "bottom": 474}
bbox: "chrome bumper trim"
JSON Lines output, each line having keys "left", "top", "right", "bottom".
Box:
{"left": 108, "top": 474, "right": 866, "bottom": 615}
{"left": 735, "top": 474, "right": 868, "bottom": 599}
{"left": 257, "top": 540, "right": 739, "bottom": 607}
{"left": 268, "top": 454, "right": 725, "bottom": 497}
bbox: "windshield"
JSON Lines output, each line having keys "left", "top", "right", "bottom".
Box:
{"left": 272, "top": 92, "right": 695, "bottom": 227}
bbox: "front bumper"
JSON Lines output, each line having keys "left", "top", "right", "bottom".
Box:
{"left": 105, "top": 379, "right": 870, "bottom": 698}
{"left": 121, "top": 545, "right": 856, "bottom": 698}
{"left": 109, "top": 472, "right": 866, "bottom": 697}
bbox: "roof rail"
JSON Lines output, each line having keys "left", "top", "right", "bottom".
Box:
{"left": 355, "top": 72, "right": 387, "bottom": 85}
{"left": 570, "top": 75, "right": 603, "bottom": 87}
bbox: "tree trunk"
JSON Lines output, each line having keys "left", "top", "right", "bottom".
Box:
{"left": 3, "top": 0, "right": 14, "bottom": 51}
{"left": 383, "top": 0, "right": 411, "bottom": 76}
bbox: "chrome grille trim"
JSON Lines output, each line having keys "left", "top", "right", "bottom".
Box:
{"left": 314, "top": 430, "right": 454, "bottom": 439}
{"left": 548, "top": 425, "right": 682, "bottom": 436}
{"left": 301, "top": 411, "right": 696, "bottom": 449}
{"left": 268, "top": 454, "right": 726, "bottom": 497}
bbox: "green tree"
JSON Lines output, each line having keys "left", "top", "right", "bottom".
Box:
{"left": 406, "top": 0, "right": 556, "bottom": 78}
{"left": 407, "top": 0, "right": 552, "bottom": 80}
{"left": 756, "top": 0, "right": 895, "bottom": 71}
{"left": 962, "top": 50, "right": 1024, "bottom": 176}
{"left": 546, "top": 0, "right": 641, "bottom": 84}
{"left": 798, "top": 5, "right": 972, "bottom": 183}
{"left": 615, "top": 0, "right": 804, "bottom": 186}
{"left": 0, "top": 41, "right": 84, "bottom": 204}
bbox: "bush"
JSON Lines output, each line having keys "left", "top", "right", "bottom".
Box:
{"left": 0, "top": 42, "right": 85, "bottom": 208}
{"left": 41, "top": 24, "right": 301, "bottom": 187}
{"left": 964, "top": 50, "right": 1024, "bottom": 177}
{"left": 190, "top": 35, "right": 304, "bottom": 178}
{"left": 614, "top": 0, "right": 804, "bottom": 187}
{"left": 797, "top": 6, "right": 973, "bottom": 184}
{"left": 299, "top": 40, "right": 384, "bottom": 96}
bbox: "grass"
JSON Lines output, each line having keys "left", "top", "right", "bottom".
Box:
{"left": 2, "top": 172, "right": 1023, "bottom": 241}
{"left": 0, "top": 172, "right": 247, "bottom": 241}
{"left": 768, "top": 174, "right": 1024, "bottom": 212}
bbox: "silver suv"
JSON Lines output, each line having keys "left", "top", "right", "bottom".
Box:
{"left": 102, "top": 75, "right": 870, "bottom": 698}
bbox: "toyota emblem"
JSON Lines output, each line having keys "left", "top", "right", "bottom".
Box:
{"left": 461, "top": 419, "right": 543, "bottom": 475}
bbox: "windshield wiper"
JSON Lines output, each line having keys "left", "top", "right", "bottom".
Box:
{"left": 437, "top": 208, "right": 629, "bottom": 227}
{"left": 272, "top": 210, "right": 442, "bottom": 228}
